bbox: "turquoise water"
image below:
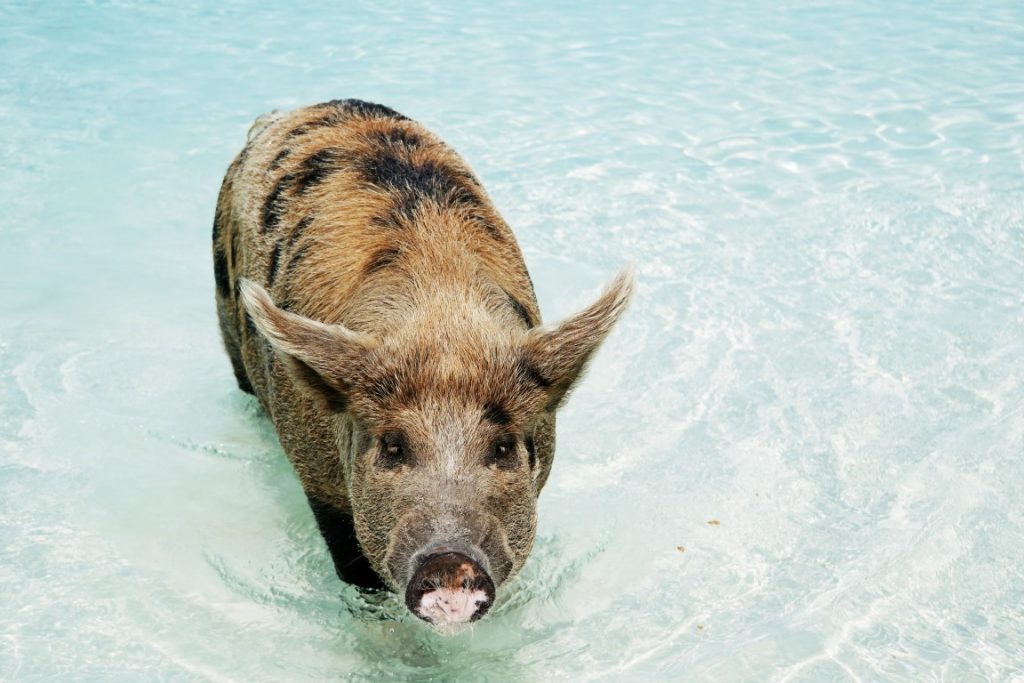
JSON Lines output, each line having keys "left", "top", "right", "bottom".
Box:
{"left": 2, "top": 1, "right": 1023, "bottom": 680}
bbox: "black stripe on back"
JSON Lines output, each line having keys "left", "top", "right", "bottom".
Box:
{"left": 365, "top": 246, "right": 401, "bottom": 275}
{"left": 287, "top": 100, "right": 409, "bottom": 140}
{"left": 370, "top": 192, "right": 419, "bottom": 230}
{"left": 266, "top": 242, "right": 282, "bottom": 285}
{"left": 285, "top": 242, "right": 313, "bottom": 276}
{"left": 318, "top": 98, "right": 409, "bottom": 121}
{"left": 269, "top": 148, "right": 290, "bottom": 169}
{"left": 261, "top": 173, "right": 295, "bottom": 233}
{"left": 361, "top": 150, "right": 480, "bottom": 214}
{"left": 289, "top": 214, "right": 314, "bottom": 247}
{"left": 366, "top": 127, "right": 424, "bottom": 150}
{"left": 296, "top": 148, "right": 350, "bottom": 194}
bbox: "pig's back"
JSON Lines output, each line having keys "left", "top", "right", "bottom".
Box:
{"left": 211, "top": 100, "right": 541, "bottom": 503}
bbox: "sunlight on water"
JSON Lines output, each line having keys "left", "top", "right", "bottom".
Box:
{"left": 1, "top": 1, "right": 1023, "bottom": 680}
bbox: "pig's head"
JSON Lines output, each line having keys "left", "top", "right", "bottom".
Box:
{"left": 240, "top": 270, "right": 632, "bottom": 631}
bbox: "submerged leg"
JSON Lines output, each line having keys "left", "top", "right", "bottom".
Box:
{"left": 307, "top": 496, "right": 385, "bottom": 590}
{"left": 229, "top": 352, "right": 254, "bottom": 394}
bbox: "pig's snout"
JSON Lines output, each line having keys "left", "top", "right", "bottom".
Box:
{"left": 404, "top": 550, "right": 495, "bottom": 628}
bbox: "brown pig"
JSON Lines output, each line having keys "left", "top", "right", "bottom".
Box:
{"left": 212, "top": 99, "right": 632, "bottom": 630}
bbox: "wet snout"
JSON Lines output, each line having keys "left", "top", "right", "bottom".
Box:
{"left": 405, "top": 550, "right": 496, "bottom": 628}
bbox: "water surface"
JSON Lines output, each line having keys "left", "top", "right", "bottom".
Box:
{"left": 1, "top": 1, "right": 1023, "bottom": 680}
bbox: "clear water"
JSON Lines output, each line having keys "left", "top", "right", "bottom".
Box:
{"left": 2, "top": 1, "right": 1022, "bottom": 680}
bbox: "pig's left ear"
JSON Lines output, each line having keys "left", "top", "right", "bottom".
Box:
{"left": 239, "top": 279, "right": 371, "bottom": 412}
{"left": 522, "top": 268, "right": 634, "bottom": 410}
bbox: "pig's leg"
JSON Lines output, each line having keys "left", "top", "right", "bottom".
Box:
{"left": 307, "top": 496, "right": 385, "bottom": 590}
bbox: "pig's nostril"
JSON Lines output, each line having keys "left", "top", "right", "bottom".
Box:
{"left": 404, "top": 551, "right": 496, "bottom": 628}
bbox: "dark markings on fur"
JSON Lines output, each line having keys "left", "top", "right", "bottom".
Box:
{"left": 286, "top": 116, "right": 336, "bottom": 139}
{"left": 482, "top": 403, "right": 511, "bottom": 426}
{"left": 270, "top": 148, "right": 290, "bottom": 170}
{"left": 364, "top": 246, "right": 400, "bottom": 276}
{"left": 237, "top": 141, "right": 253, "bottom": 165}
{"left": 357, "top": 147, "right": 499, "bottom": 238}
{"left": 296, "top": 148, "right": 349, "bottom": 194}
{"left": 266, "top": 242, "right": 282, "bottom": 285}
{"left": 476, "top": 215, "right": 505, "bottom": 241}
{"left": 515, "top": 356, "right": 552, "bottom": 389}
{"left": 361, "top": 150, "right": 480, "bottom": 215}
{"left": 261, "top": 173, "right": 295, "bottom": 233}
{"left": 244, "top": 311, "right": 257, "bottom": 337}
{"left": 370, "top": 192, "right": 419, "bottom": 230}
{"left": 503, "top": 289, "right": 535, "bottom": 328}
{"left": 307, "top": 496, "right": 385, "bottom": 590}
{"left": 212, "top": 204, "right": 225, "bottom": 243}
{"left": 229, "top": 221, "right": 241, "bottom": 272}
{"left": 287, "top": 98, "right": 407, "bottom": 139}
{"left": 283, "top": 99, "right": 419, "bottom": 163}
{"left": 286, "top": 107, "right": 353, "bottom": 138}
{"left": 459, "top": 169, "right": 482, "bottom": 187}
{"left": 289, "top": 214, "right": 314, "bottom": 247}
{"left": 317, "top": 98, "right": 409, "bottom": 121}
{"left": 213, "top": 249, "right": 230, "bottom": 298}
{"left": 367, "top": 127, "right": 423, "bottom": 150}
{"left": 285, "top": 242, "right": 313, "bottom": 276}
{"left": 525, "top": 433, "right": 537, "bottom": 469}
{"left": 365, "top": 373, "right": 401, "bottom": 403}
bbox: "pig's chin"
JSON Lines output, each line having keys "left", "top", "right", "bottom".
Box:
{"left": 401, "top": 550, "right": 497, "bottom": 632}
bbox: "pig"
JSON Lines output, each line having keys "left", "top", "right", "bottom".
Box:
{"left": 212, "top": 99, "right": 632, "bottom": 630}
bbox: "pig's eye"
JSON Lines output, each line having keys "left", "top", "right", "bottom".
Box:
{"left": 487, "top": 435, "right": 519, "bottom": 470}
{"left": 378, "top": 432, "right": 410, "bottom": 469}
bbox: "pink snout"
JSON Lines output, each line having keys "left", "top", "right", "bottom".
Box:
{"left": 404, "top": 551, "right": 496, "bottom": 627}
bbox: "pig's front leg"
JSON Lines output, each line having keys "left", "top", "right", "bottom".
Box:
{"left": 307, "top": 496, "right": 385, "bottom": 590}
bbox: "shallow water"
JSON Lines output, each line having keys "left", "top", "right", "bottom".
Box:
{"left": 2, "top": 1, "right": 1023, "bottom": 680}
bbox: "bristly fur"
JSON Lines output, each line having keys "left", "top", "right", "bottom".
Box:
{"left": 212, "top": 99, "right": 633, "bottom": 610}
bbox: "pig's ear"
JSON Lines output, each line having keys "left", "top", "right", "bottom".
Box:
{"left": 239, "top": 279, "right": 369, "bottom": 412}
{"left": 522, "top": 268, "right": 634, "bottom": 410}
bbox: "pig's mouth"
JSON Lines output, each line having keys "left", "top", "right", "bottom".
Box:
{"left": 404, "top": 550, "right": 496, "bottom": 629}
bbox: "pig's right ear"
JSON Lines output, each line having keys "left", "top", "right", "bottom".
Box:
{"left": 239, "top": 279, "right": 369, "bottom": 412}
{"left": 521, "top": 268, "right": 634, "bottom": 411}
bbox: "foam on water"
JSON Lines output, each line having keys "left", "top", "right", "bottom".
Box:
{"left": 1, "top": 2, "right": 1022, "bottom": 680}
